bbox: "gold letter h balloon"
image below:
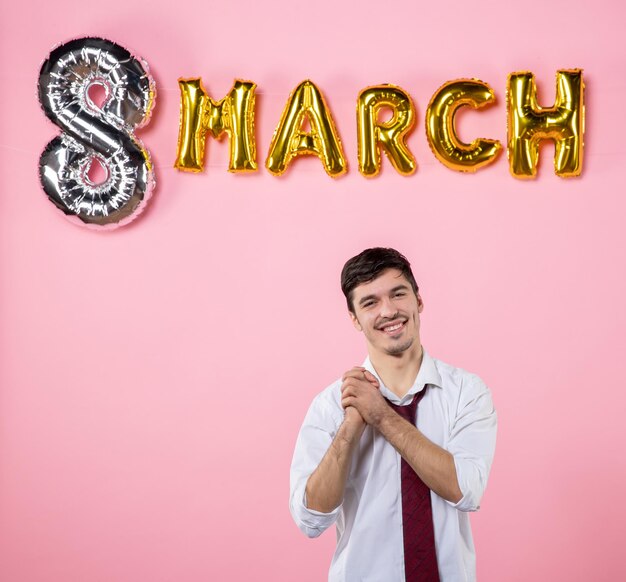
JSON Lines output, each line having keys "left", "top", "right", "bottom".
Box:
{"left": 507, "top": 70, "right": 584, "bottom": 178}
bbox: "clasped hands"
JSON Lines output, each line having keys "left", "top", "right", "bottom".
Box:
{"left": 340, "top": 367, "right": 392, "bottom": 432}
{"left": 340, "top": 367, "right": 463, "bottom": 503}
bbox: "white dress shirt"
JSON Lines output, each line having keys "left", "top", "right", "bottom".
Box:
{"left": 289, "top": 350, "right": 497, "bottom": 582}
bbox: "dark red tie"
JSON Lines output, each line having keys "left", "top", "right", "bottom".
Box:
{"left": 387, "top": 390, "right": 440, "bottom": 582}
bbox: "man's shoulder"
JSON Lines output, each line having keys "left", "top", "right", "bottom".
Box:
{"left": 430, "top": 355, "right": 491, "bottom": 399}
{"left": 303, "top": 377, "right": 344, "bottom": 426}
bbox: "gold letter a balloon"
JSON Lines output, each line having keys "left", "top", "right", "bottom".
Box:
{"left": 266, "top": 80, "right": 347, "bottom": 178}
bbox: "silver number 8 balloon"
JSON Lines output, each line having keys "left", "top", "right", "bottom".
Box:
{"left": 38, "top": 37, "right": 156, "bottom": 229}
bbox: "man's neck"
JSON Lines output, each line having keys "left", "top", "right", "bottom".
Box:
{"left": 369, "top": 344, "right": 424, "bottom": 398}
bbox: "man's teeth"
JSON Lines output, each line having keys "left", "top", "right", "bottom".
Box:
{"left": 384, "top": 323, "right": 403, "bottom": 332}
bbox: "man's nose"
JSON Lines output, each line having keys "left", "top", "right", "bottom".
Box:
{"left": 379, "top": 297, "right": 398, "bottom": 318}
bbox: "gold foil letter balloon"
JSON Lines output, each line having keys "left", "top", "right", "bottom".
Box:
{"left": 357, "top": 85, "right": 417, "bottom": 177}
{"left": 426, "top": 79, "right": 501, "bottom": 172}
{"left": 265, "top": 80, "right": 347, "bottom": 177}
{"left": 507, "top": 70, "right": 584, "bottom": 178}
{"left": 175, "top": 78, "right": 257, "bottom": 172}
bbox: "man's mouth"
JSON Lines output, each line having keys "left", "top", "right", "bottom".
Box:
{"left": 378, "top": 319, "right": 407, "bottom": 335}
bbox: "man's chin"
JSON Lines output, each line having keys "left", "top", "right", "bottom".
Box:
{"left": 384, "top": 338, "right": 414, "bottom": 356}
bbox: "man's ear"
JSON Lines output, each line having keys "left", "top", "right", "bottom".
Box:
{"left": 417, "top": 292, "right": 424, "bottom": 313}
{"left": 349, "top": 310, "right": 362, "bottom": 332}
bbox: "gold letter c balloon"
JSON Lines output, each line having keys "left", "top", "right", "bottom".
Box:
{"left": 426, "top": 79, "right": 501, "bottom": 172}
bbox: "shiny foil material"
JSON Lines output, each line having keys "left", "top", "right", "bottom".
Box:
{"left": 426, "top": 79, "right": 502, "bottom": 172}
{"left": 38, "top": 37, "right": 156, "bottom": 228}
{"left": 507, "top": 70, "right": 584, "bottom": 178}
{"left": 175, "top": 78, "right": 257, "bottom": 172}
{"left": 357, "top": 85, "right": 417, "bottom": 177}
{"left": 265, "top": 80, "right": 347, "bottom": 178}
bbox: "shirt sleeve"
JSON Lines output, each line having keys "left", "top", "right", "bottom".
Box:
{"left": 446, "top": 375, "right": 497, "bottom": 512}
{"left": 289, "top": 390, "right": 344, "bottom": 538}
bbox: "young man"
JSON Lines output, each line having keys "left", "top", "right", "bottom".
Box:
{"left": 289, "top": 248, "right": 497, "bottom": 582}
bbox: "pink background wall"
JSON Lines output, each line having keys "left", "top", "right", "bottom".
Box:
{"left": 1, "top": 1, "right": 625, "bottom": 580}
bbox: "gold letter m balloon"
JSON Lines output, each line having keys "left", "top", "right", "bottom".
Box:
{"left": 175, "top": 78, "right": 257, "bottom": 172}
{"left": 507, "top": 70, "right": 584, "bottom": 178}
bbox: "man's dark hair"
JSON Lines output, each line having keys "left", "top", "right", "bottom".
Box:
{"left": 340, "top": 247, "right": 419, "bottom": 313}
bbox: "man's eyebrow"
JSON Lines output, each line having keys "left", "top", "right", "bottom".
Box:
{"left": 390, "top": 284, "right": 410, "bottom": 293}
{"left": 358, "top": 293, "right": 377, "bottom": 306}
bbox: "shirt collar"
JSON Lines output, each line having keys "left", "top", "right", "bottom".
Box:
{"left": 362, "top": 348, "right": 442, "bottom": 404}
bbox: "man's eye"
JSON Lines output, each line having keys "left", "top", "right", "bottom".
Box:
{"left": 394, "top": 292, "right": 406, "bottom": 298}
{"left": 362, "top": 301, "right": 374, "bottom": 308}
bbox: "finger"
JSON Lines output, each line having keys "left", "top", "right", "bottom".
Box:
{"left": 342, "top": 376, "right": 379, "bottom": 395}
{"left": 341, "top": 377, "right": 359, "bottom": 390}
{"left": 342, "top": 367, "right": 366, "bottom": 381}
{"left": 343, "top": 368, "right": 379, "bottom": 387}
{"left": 363, "top": 370, "right": 380, "bottom": 388}
{"left": 341, "top": 383, "right": 358, "bottom": 398}
{"left": 341, "top": 377, "right": 371, "bottom": 395}
{"left": 342, "top": 373, "right": 378, "bottom": 391}
{"left": 341, "top": 395, "right": 357, "bottom": 409}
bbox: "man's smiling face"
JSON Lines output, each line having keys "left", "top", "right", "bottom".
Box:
{"left": 349, "top": 268, "right": 423, "bottom": 357}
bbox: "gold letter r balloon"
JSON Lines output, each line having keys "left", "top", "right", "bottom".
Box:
{"left": 357, "top": 85, "right": 417, "bottom": 177}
